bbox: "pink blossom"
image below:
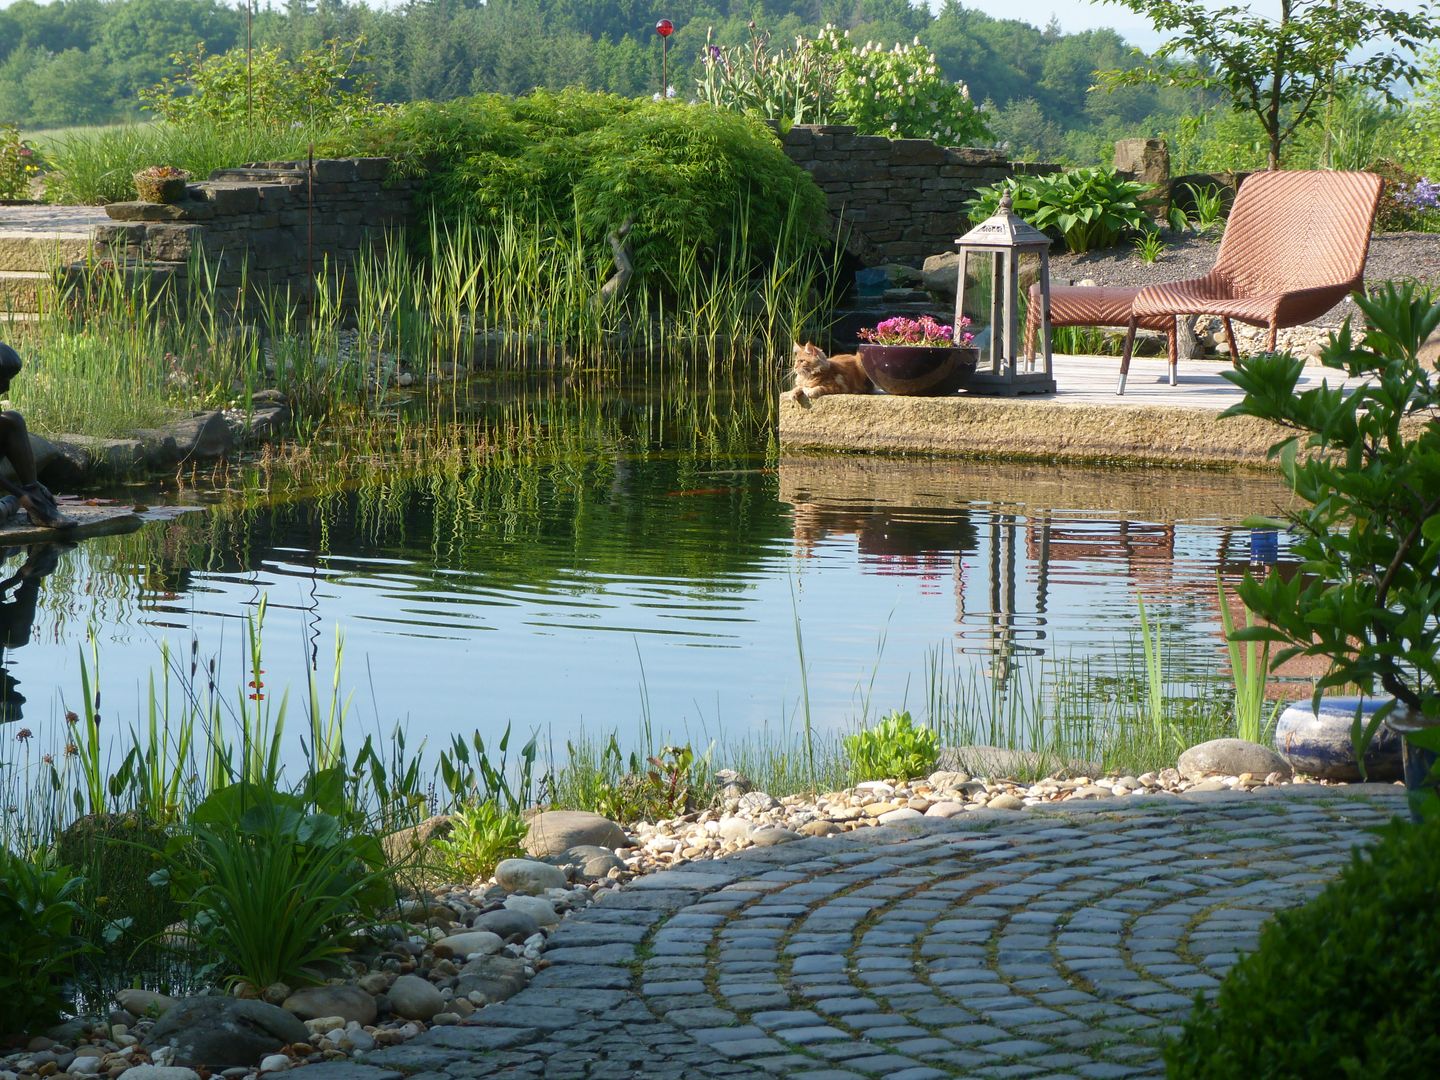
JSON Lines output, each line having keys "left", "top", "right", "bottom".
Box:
{"left": 858, "top": 314, "right": 973, "bottom": 347}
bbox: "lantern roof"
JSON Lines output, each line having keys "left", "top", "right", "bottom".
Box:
{"left": 955, "top": 192, "right": 1050, "bottom": 250}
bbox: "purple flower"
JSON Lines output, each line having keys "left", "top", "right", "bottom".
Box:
{"left": 708, "top": 45, "right": 721, "bottom": 60}
{"left": 1401, "top": 178, "right": 1440, "bottom": 211}
{"left": 858, "top": 314, "right": 973, "bottom": 347}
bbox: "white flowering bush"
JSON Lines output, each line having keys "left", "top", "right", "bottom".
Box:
{"left": 698, "top": 24, "right": 990, "bottom": 145}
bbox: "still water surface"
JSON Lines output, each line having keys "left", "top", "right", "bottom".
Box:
{"left": 1, "top": 445, "right": 1297, "bottom": 754}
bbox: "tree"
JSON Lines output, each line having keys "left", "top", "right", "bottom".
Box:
{"left": 1099, "top": 0, "right": 1440, "bottom": 169}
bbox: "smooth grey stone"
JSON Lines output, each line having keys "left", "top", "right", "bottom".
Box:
{"left": 470, "top": 907, "right": 540, "bottom": 941}
{"left": 523, "top": 810, "right": 627, "bottom": 857}
{"left": 385, "top": 974, "right": 445, "bottom": 1022}
{"left": 452, "top": 954, "right": 530, "bottom": 1003}
{"left": 281, "top": 985, "right": 376, "bottom": 1025}
{"left": 1178, "top": 738, "right": 1292, "bottom": 780}
{"left": 494, "top": 858, "right": 566, "bottom": 895}
{"left": 431, "top": 930, "right": 503, "bottom": 960}
{"left": 143, "top": 997, "right": 308, "bottom": 1069}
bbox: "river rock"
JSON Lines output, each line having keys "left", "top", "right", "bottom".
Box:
{"left": 737, "top": 791, "right": 778, "bottom": 813}
{"left": 470, "top": 907, "right": 540, "bottom": 941}
{"left": 562, "top": 844, "right": 625, "bottom": 878}
{"left": 717, "top": 816, "right": 754, "bottom": 841}
{"left": 502, "top": 894, "right": 561, "bottom": 927}
{"left": 494, "top": 858, "right": 567, "bottom": 895}
{"left": 142, "top": 997, "right": 308, "bottom": 1069}
{"left": 799, "top": 819, "right": 841, "bottom": 837}
{"left": 116, "top": 1069, "right": 201, "bottom": 1080}
{"left": 432, "top": 930, "right": 504, "bottom": 960}
{"left": 279, "top": 985, "right": 376, "bottom": 1025}
{"left": 1177, "top": 738, "right": 1293, "bottom": 781}
{"left": 522, "top": 810, "right": 628, "bottom": 857}
{"left": 987, "top": 793, "right": 1026, "bottom": 811}
{"left": 750, "top": 826, "right": 801, "bottom": 846}
{"left": 386, "top": 975, "right": 445, "bottom": 1022}
{"left": 936, "top": 745, "right": 1101, "bottom": 780}
{"left": 453, "top": 955, "right": 530, "bottom": 1003}
{"left": 1273, "top": 697, "right": 1404, "bottom": 781}
{"left": 115, "top": 990, "right": 176, "bottom": 1017}
{"left": 381, "top": 814, "right": 455, "bottom": 863}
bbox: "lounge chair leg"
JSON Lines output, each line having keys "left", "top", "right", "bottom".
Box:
{"left": 1266, "top": 325, "right": 1277, "bottom": 353}
{"left": 1168, "top": 323, "right": 1178, "bottom": 386}
{"left": 1118, "top": 319, "right": 1137, "bottom": 395}
{"left": 1222, "top": 318, "right": 1239, "bottom": 364}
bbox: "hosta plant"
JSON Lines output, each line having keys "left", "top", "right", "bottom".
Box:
{"left": 969, "top": 168, "right": 1150, "bottom": 253}
{"left": 844, "top": 710, "right": 940, "bottom": 782}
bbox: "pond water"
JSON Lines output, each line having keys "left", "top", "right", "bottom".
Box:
{"left": 1, "top": 380, "right": 1300, "bottom": 762}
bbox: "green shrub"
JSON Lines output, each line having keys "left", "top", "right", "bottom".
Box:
{"left": 345, "top": 90, "right": 827, "bottom": 286}
{"left": 0, "top": 123, "right": 42, "bottom": 200}
{"left": 844, "top": 710, "right": 939, "bottom": 782}
{"left": 968, "top": 167, "right": 1150, "bottom": 253}
{"left": 432, "top": 802, "right": 526, "bottom": 882}
{"left": 156, "top": 784, "right": 393, "bottom": 989}
{"left": 54, "top": 811, "right": 175, "bottom": 955}
{"left": 0, "top": 849, "right": 94, "bottom": 1036}
{"left": 1166, "top": 813, "right": 1440, "bottom": 1078}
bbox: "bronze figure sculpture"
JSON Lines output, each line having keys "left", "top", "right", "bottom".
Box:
{"left": 0, "top": 342, "right": 74, "bottom": 529}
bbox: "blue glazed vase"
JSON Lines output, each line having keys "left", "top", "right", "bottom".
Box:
{"left": 1273, "top": 696, "right": 1403, "bottom": 781}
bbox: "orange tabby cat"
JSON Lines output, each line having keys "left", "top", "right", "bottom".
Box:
{"left": 789, "top": 342, "right": 873, "bottom": 403}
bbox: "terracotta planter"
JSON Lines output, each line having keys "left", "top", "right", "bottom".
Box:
{"left": 859, "top": 344, "right": 978, "bottom": 396}
{"left": 133, "top": 173, "right": 189, "bottom": 204}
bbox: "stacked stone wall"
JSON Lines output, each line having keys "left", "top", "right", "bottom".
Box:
{"left": 776, "top": 126, "right": 1058, "bottom": 265}
{"left": 89, "top": 157, "right": 417, "bottom": 306}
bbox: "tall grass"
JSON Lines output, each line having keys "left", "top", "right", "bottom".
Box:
{"left": 40, "top": 120, "right": 351, "bottom": 205}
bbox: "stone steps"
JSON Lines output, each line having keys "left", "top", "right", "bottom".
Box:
{"left": 0, "top": 270, "right": 56, "bottom": 313}
{"left": 0, "top": 229, "right": 93, "bottom": 272}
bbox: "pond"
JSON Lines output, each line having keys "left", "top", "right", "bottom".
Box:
{"left": 2, "top": 373, "right": 1299, "bottom": 767}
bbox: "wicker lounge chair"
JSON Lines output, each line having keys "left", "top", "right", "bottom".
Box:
{"left": 1024, "top": 284, "right": 1177, "bottom": 382}
{"left": 1116, "top": 169, "right": 1383, "bottom": 393}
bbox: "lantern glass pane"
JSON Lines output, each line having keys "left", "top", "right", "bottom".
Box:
{"left": 959, "top": 249, "right": 994, "bottom": 352}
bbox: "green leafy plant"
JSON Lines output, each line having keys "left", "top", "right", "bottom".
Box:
{"left": 1166, "top": 812, "right": 1440, "bottom": 1076}
{"left": 438, "top": 723, "right": 537, "bottom": 817}
{"left": 1133, "top": 229, "right": 1165, "bottom": 262}
{"left": 0, "top": 849, "right": 95, "bottom": 1035}
{"left": 697, "top": 23, "right": 990, "bottom": 145}
{"left": 1222, "top": 283, "right": 1440, "bottom": 799}
{"left": 969, "top": 168, "right": 1150, "bottom": 253}
{"left": 156, "top": 785, "right": 393, "bottom": 989}
{"left": 431, "top": 801, "right": 526, "bottom": 882}
{"left": 0, "top": 123, "right": 42, "bottom": 201}
{"left": 140, "top": 38, "right": 379, "bottom": 130}
{"left": 1217, "top": 577, "right": 1282, "bottom": 744}
{"left": 1183, "top": 181, "right": 1227, "bottom": 233}
{"left": 844, "top": 710, "right": 939, "bottom": 782}
{"left": 1136, "top": 593, "right": 1175, "bottom": 751}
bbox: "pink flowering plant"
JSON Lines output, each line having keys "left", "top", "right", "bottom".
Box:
{"left": 858, "top": 314, "right": 973, "bottom": 347}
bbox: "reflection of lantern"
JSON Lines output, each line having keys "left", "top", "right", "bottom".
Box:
{"left": 954, "top": 193, "right": 1055, "bottom": 395}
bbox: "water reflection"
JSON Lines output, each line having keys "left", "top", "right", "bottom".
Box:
{"left": 2, "top": 452, "right": 1298, "bottom": 748}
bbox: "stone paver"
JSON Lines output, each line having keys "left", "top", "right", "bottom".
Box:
{"left": 345, "top": 786, "right": 1404, "bottom": 1079}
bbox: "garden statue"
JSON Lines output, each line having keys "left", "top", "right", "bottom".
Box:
{"left": 0, "top": 342, "right": 74, "bottom": 529}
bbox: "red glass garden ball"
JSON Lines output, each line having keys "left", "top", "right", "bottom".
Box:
{"left": 656, "top": 19, "right": 674, "bottom": 37}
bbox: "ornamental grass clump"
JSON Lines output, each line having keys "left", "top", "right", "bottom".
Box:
{"left": 858, "top": 314, "right": 973, "bottom": 347}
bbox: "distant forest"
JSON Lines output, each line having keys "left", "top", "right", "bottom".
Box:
{"left": 0, "top": 0, "right": 1214, "bottom": 163}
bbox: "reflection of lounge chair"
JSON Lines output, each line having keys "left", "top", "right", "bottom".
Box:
{"left": 1119, "top": 170, "right": 1383, "bottom": 393}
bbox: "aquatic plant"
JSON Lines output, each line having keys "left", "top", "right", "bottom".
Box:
{"left": 844, "top": 709, "right": 939, "bottom": 782}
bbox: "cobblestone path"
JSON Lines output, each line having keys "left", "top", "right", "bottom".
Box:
{"left": 348, "top": 786, "right": 1403, "bottom": 1080}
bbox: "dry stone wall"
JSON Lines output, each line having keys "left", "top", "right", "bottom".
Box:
{"left": 776, "top": 125, "right": 1057, "bottom": 266}
{"left": 89, "top": 157, "right": 417, "bottom": 307}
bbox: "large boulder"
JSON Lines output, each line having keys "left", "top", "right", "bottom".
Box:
{"left": 143, "top": 997, "right": 308, "bottom": 1069}
{"left": 1273, "top": 697, "right": 1403, "bottom": 781}
{"left": 279, "top": 985, "right": 376, "bottom": 1025}
{"left": 522, "top": 810, "right": 627, "bottom": 857}
{"left": 1177, "top": 738, "right": 1293, "bottom": 781}
{"left": 494, "top": 858, "right": 566, "bottom": 895}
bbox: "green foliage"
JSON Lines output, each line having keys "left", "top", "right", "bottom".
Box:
{"left": 0, "top": 849, "right": 94, "bottom": 1035}
{"left": 1216, "top": 579, "right": 1281, "bottom": 745}
{"left": 1166, "top": 813, "right": 1440, "bottom": 1077}
{"left": 41, "top": 119, "right": 343, "bottom": 206}
{"left": 438, "top": 722, "right": 537, "bottom": 817}
{"left": 54, "top": 811, "right": 175, "bottom": 956}
{"left": 157, "top": 784, "right": 393, "bottom": 989}
{"left": 844, "top": 710, "right": 939, "bottom": 782}
{"left": 1369, "top": 160, "right": 1440, "bottom": 234}
{"left": 139, "top": 38, "right": 378, "bottom": 129}
{"left": 1221, "top": 283, "right": 1440, "bottom": 748}
{"left": 432, "top": 802, "right": 526, "bottom": 883}
{"left": 698, "top": 23, "right": 990, "bottom": 145}
{"left": 1099, "top": 0, "right": 1440, "bottom": 169}
{"left": 970, "top": 168, "right": 1150, "bottom": 253}
{"left": 547, "top": 737, "right": 712, "bottom": 823}
{"left": 350, "top": 91, "right": 827, "bottom": 286}
{"left": 0, "top": 123, "right": 43, "bottom": 200}
{"left": 1132, "top": 229, "right": 1164, "bottom": 263}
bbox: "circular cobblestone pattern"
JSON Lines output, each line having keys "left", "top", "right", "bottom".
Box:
{"left": 328, "top": 786, "right": 1403, "bottom": 1080}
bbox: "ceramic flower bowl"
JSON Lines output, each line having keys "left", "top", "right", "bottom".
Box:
{"left": 859, "top": 344, "right": 978, "bottom": 396}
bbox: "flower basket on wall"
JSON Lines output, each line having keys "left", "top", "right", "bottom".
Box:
{"left": 133, "top": 167, "right": 190, "bottom": 204}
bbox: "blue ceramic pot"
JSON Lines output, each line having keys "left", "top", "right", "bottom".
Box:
{"left": 1273, "top": 696, "right": 1403, "bottom": 781}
